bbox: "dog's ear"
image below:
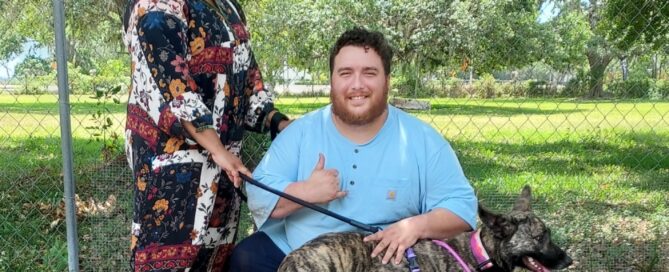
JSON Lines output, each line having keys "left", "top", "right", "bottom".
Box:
{"left": 512, "top": 185, "right": 532, "bottom": 212}
{"left": 478, "top": 205, "right": 516, "bottom": 238}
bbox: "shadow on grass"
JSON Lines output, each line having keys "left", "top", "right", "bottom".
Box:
{"left": 426, "top": 103, "right": 585, "bottom": 116}
{"left": 1, "top": 101, "right": 127, "bottom": 115}
{"left": 3, "top": 126, "right": 668, "bottom": 270}
{"left": 453, "top": 131, "right": 669, "bottom": 193}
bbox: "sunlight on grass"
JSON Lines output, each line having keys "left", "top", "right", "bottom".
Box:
{"left": 1, "top": 95, "right": 668, "bottom": 271}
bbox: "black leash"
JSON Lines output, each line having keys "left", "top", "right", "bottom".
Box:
{"left": 237, "top": 173, "right": 419, "bottom": 271}
{"left": 239, "top": 173, "right": 381, "bottom": 233}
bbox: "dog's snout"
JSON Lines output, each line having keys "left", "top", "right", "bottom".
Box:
{"left": 559, "top": 255, "right": 573, "bottom": 269}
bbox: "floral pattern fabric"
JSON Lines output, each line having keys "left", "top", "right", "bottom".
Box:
{"left": 123, "top": 0, "right": 275, "bottom": 270}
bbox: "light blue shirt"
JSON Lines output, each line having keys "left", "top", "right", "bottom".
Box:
{"left": 247, "top": 105, "right": 477, "bottom": 254}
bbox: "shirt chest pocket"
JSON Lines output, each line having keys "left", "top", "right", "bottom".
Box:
{"left": 362, "top": 177, "right": 419, "bottom": 222}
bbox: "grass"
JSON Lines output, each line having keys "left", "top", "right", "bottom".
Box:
{"left": 1, "top": 94, "right": 668, "bottom": 271}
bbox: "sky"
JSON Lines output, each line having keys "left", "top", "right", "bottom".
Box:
{"left": 0, "top": 41, "right": 49, "bottom": 80}
{"left": 538, "top": 1, "right": 558, "bottom": 23}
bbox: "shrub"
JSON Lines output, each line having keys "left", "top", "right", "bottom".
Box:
{"left": 527, "top": 80, "right": 558, "bottom": 97}
{"left": 607, "top": 79, "right": 651, "bottom": 98}
{"left": 473, "top": 74, "right": 497, "bottom": 98}
{"left": 649, "top": 80, "right": 669, "bottom": 99}
{"left": 14, "top": 56, "right": 51, "bottom": 79}
{"left": 392, "top": 73, "right": 434, "bottom": 98}
{"left": 443, "top": 78, "right": 467, "bottom": 98}
{"left": 496, "top": 80, "right": 531, "bottom": 98}
{"left": 563, "top": 77, "right": 589, "bottom": 97}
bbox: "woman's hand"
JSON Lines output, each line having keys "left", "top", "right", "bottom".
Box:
{"left": 211, "top": 149, "right": 251, "bottom": 188}
{"left": 182, "top": 120, "right": 251, "bottom": 188}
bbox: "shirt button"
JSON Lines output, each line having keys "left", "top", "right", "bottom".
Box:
{"left": 354, "top": 149, "right": 359, "bottom": 153}
{"left": 350, "top": 180, "right": 355, "bottom": 185}
{"left": 352, "top": 164, "right": 357, "bottom": 169}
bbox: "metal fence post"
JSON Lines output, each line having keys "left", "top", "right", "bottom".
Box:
{"left": 53, "top": 0, "right": 80, "bottom": 271}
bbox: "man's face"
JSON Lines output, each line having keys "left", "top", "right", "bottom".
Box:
{"left": 330, "top": 45, "right": 389, "bottom": 126}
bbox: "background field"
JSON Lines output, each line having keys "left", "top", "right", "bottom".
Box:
{"left": 1, "top": 94, "right": 667, "bottom": 271}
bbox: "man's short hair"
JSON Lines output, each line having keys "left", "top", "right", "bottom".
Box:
{"left": 329, "top": 27, "right": 394, "bottom": 76}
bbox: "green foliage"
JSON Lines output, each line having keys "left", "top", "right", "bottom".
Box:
{"left": 245, "top": 0, "right": 545, "bottom": 86}
{"left": 563, "top": 71, "right": 591, "bottom": 97}
{"left": 98, "top": 58, "right": 128, "bottom": 79}
{"left": 85, "top": 85, "right": 123, "bottom": 153}
{"left": 0, "top": 27, "right": 24, "bottom": 62}
{"left": 607, "top": 78, "right": 652, "bottom": 98}
{"left": 41, "top": 239, "right": 68, "bottom": 271}
{"left": 443, "top": 78, "right": 468, "bottom": 98}
{"left": 650, "top": 80, "right": 669, "bottom": 99}
{"left": 542, "top": 10, "right": 590, "bottom": 72}
{"left": 392, "top": 68, "right": 427, "bottom": 98}
{"left": 526, "top": 80, "right": 559, "bottom": 98}
{"left": 473, "top": 74, "right": 497, "bottom": 98}
{"left": 2, "top": 0, "right": 125, "bottom": 69}
{"left": 3, "top": 97, "right": 669, "bottom": 270}
{"left": 499, "top": 81, "right": 530, "bottom": 98}
{"left": 66, "top": 64, "right": 97, "bottom": 94}
{"left": 14, "top": 56, "right": 51, "bottom": 79}
{"left": 605, "top": 0, "right": 669, "bottom": 51}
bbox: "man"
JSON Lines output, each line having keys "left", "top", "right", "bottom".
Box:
{"left": 227, "top": 28, "right": 477, "bottom": 272}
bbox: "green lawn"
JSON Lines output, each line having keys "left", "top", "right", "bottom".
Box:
{"left": 1, "top": 94, "right": 667, "bottom": 271}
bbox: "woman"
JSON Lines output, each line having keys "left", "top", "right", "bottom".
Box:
{"left": 122, "top": 0, "right": 289, "bottom": 270}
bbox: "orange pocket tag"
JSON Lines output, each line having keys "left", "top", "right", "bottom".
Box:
{"left": 386, "top": 190, "right": 396, "bottom": 200}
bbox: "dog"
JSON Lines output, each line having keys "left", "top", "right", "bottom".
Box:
{"left": 278, "top": 185, "right": 573, "bottom": 272}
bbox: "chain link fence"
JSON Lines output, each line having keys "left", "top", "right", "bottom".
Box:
{"left": 1, "top": 1, "right": 668, "bottom": 271}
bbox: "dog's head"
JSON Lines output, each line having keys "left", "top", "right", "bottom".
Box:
{"left": 478, "top": 185, "right": 572, "bottom": 271}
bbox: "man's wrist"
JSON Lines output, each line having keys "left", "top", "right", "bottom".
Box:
{"left": 406, "top": 214, "right": 429, "bottom": 239}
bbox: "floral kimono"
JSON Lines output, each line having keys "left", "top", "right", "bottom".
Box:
{"left": 123, "top": 0, "right": 275, "bottom": 270}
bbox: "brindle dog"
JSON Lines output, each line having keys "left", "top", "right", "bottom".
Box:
{"left": 278, "top": 185, "right": 573, "bottom": 272}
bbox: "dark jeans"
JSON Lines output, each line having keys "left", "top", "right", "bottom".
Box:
{"left": 227, "top": 231, "right": 286, "bottom": 272}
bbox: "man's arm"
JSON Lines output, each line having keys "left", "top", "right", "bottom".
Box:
{"left": 403, "top": 208, "right": 472, "bottom": 240}
{"left": 363, "top": 208, "right": 471, "bottom": 265}
{"left": 247, "top": 119, "right": 347, "bottom": 229}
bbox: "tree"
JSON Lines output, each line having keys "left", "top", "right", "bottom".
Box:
{"left": 606, "top": 0, "right": 669, "bottom": 80}
{"left": 1, "top": 0, "right": 126, "bottom": 71}
{"left": 605, "top": 0, "right": 669, "bottom": 52}
{"left": 14, "top": 56, "right": 51, "bottom": 79}
{"left": 245, "top": 0, "right": 546, "bottom": 91}
{"left": 548, "top": 0, "right": 669, "bottom": 97}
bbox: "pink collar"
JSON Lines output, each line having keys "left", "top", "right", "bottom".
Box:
{"left": 470, "top": 229, "right": 494, "bottom": 270}
{"left": 431, "top": 239, "right": 472, "bottom": 272}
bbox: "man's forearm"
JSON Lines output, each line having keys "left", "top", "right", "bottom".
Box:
{"left": 269, "top": 181, "right": 310, "bottom": 219}
{"left": 408, "top": 208, "right": 472, "bottom": 240}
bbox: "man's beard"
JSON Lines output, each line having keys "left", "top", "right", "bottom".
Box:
{"left": 330, "top": 88, "right": 388, "bottom": 126}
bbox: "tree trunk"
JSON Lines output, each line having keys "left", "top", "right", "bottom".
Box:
{"left": 652, "top": 54, "right": 658, "bottom": 79}
{"left": 659, "top": 54, "right": 663, "bottom": 79}
{"left": 587, "top": 51, "right": 611, "bottom": 98}
{"left": 414, "top": 59, "right": 420, "bottom": 98}
{"left": 67, "top": 38, "right": 78, "bottom": 67}
{"left": 620, "top": 56, "right": 628, "bottom": 81}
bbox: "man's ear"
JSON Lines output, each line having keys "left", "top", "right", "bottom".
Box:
{"left": 478, "top": 205, "right": 516, "bottom": 238}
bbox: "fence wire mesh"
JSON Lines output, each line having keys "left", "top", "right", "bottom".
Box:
{"left": 1, "top": 0, "right": 668, "bottom": 271}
